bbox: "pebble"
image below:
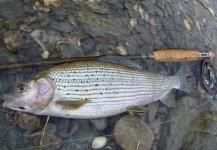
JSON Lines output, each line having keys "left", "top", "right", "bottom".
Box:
{"left": 43, "top": 0, "right": 62, "bottom": 7}
{"left": 23, "top": 16, "right": 38, "bottom": 25}
{"left": 14, "top": 112, "right": 41, "bottom": 132}
{"left": 3, "top": 30, "right": 23, "bottom": 52}
{"left": 148, "top": 117, "right": 161, "bottom": 135}
{"left": 90, "top": 118, "right": 108, "bottom": 131}
{"left": 92, "top": 136, "right": 107, "bottom": 149}
{"left": 4, "top": 20, "right": 18, "bottom": 30}
{"left": 183, "top": 19, "right": 191, "bottom": 31}
{"left": 114, "top": 115, "right": 154, "bottom": 150}
{"left": 116, "top": 45, "right": 128, "bottom": 55}
{"left": 19, "top": 24, "right": 32, "bottom": 32}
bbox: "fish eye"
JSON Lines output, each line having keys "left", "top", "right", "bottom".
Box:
{"left": 17, "top": 83, "right": 27, "bottom": 93}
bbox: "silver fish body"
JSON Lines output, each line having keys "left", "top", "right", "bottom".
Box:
{"left": 2, "top": 60, "right": 181, "bottom": 119}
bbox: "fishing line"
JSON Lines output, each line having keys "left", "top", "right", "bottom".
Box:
{"left": 16, "top": 97, "right": 212, "bottom": 150}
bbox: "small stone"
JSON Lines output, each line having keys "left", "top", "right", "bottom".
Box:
{"left": 3, "top": 30, "right": 23, "bottom": 52}
{"left": 14, "top": 112, "right": 41, "bottom": 131}
{"left": 116, "top": 45, "right": 128, "bottom": 55}
{"left": 208, "top": 7, "right": 215, "bottom": 16}
{"left": 23, "top": 16, "right": 38, "bottom": 25}
{"left": 92, "top": 136, "right": 107, "bottom": 149}
{"left": 148, "top": 117, "right": 161, "bottom": 135}
{"left": 183, "top": 19, "right": 191, "bottom": 31}
{"left": 35, "top": 1, "right": 41, "bottom": 7}
{"left": 114, "top": 115, "right": 154, "bottom": 150}
{"left": 4, "top": 20, "right": 18, "bottom": 30}
{"left": 37, "top": 6, "right": 51, "bottom": 12}
{"left": 43, "top": 0, "right": 62, "bottom": 7}
{"left": 130, "top": 18, "right": 137, "bottom": 28}
{"left": 19, "top": 24, "right": 32, "bottom": 32}
{"left": 42, "top": 50, "right": 50, "bottom": 59}
{"left": 90, "top": 118, "right": 108, "bottom": 131}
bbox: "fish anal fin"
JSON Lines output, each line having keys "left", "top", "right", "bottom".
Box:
{"left": 56, "top": 99, "right": 91, "bottom": 110}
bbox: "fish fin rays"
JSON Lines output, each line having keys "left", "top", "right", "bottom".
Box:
{"left": 97, "top": 56, "right": 143, "bottom": 70}
{"left": 175, "top": 66, "right": 190, "bottom": 93}
{"left": 55, "top": 99, "right": 92, "bottom": 110}
{"left": 127, "top": 105, "right": 149, "bottom": 113}
{"left": 159, "top": 91, "right": 176, "bottom": 107}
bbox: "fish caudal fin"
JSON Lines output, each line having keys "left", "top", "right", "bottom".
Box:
{"left": 175, "top": 66, "right": 190, "bottom": 93}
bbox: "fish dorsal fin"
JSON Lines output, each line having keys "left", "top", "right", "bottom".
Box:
{"left": 55, "top": 99, "right": 91, "bottom": 110}
{"left": 97, "top": 56, "right": 143, "bottom": 70}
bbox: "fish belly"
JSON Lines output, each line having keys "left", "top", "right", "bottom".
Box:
{"left": 45, "top": 61, "right": 179, "bottom": 118}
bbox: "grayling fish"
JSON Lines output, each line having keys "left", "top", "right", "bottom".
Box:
{"left": 2, "top": 59, "right": 188, "bottom": 119}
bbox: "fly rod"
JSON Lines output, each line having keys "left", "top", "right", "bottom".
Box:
{"left": 0, "top": 49, "right": 214, "bottom": 70}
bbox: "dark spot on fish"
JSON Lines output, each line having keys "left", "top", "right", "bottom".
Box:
{"left": 66, "top": 114, "right": 70, "bottom": 116}
{"left": 19, "top": 107, "right": 25, "bottom": 110}
{"left": 75, "top": 89, "right": 79, "bottom": 92}
{"left": 85, "top": 98, "right": 88, "bottom": 100}
{"left": 100, "top": 92, "right": 103, "bottom": 95}
{"left": 68, "top": 75, "right": 70, "bottom": 77}
{"left": 68, "top": 81, "right": 70, "bottom": 83}
{"left": 87, "top": 68, "right": 89, "bottom": 70}
{"left": 121, "top": 83, "right": 123, "bottom": 85}
{"left": 61, "top": 72, "right": 63, "bottom": 74}
{"left": 85, "top": 74, "right": 88, "bottom": 77}
{"left": 66, "top": 93, "right": 70, "bottom": 95}
{"left": 86, "top": 81, "right": 89, "bottom": 83}
{"left": 63, "top": 86, "right": 66, "bottom": 88}
{"left": 81, "top": 81, "right": 83, "bottom": 83}
{"left": 85, "top": 89, "right": 88, "bottom": 92}
{"left": 97, "top": 78, "right": 99, "bottom": 81}
{"left": 103, "top": 74, "right": 105, "bottom": 76}
{"left": 73, "top": 79, "right": 75, "bottom": 81}
{"left": 106, "top": 69, "right": 109, "bottom": 70}
{"left": 74, "top": 71, "right": 76, "bottom": 73}
{"left": 59, "top": 79, "right": 61, "bottom": 81}
{"left": 91, "top": 74, "right": 94, "bottom": 76}
{"left": 96, "top": 71, "right": 98, "bottom": 73}
{"left": 112, "top": 72, "right": 114, "bottom": 73}
{"left": 116, "top": 92, "right": 119, "bottom": 94}
{"left": 106, "top": 88, "right": 108, "bottom": 90}
{"left": 95, "top": 84, "right": 99, "bottom": 86}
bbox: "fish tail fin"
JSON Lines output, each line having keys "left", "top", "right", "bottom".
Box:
{"left": 175, "top": 66, "right": 190, "bottom": 93}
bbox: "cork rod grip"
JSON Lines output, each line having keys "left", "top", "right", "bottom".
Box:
{"left": 153, "top": 49, "right": 201, "bottom": 62}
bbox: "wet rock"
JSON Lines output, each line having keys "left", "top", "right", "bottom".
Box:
{"left": 181, "top": 111, "right": 217, "bottom": 150}
{"left": 18, "top": 43, "right": 42, "bottom": 62}
{"left": 55, "top": 118, "right": 80, "bottom": 139}
{"left": 114, "top": 115, "right": 154, "bottom": 150}
{"left": 0, "top": 0, "right": 25, "bottom": 23}
{"left": 158, "top": 96, "right": 209, "bottom": 150}
{"left": 56, "top": 37, "right": 84, "bottom": 58}
{"left": 0, "top": 46, "right": 17, "bottom": 63}
{"left": 23, "top": 16, "right": 38, "bottom": 25}
{"left": 147, "top": 101, "right": 159, "bottom": 122}
{"left": 92, "top": 136, "right": 107, "bottom": 149}
{"left": 32, "top": 132, "right": 64, "bottom": 150}
{"left": 19, "top": 24, "right": 32, "bottom": 32}
{"left": 90, "top": 118, "right": 108, "bottom": 131}
{"left": 4, "top": 20, "right": 18, "bottom": 30}
{"left": 50, "top": 22, "right": 73, "bottom": 32}
{"left": 14, "top": 112, "right": 41, "bottom": 132}
{"left": 116, "top": 45, "right": 128, "bottom": 55}
{"left": 87, "top": 2, "right": 108, "bottom": 14}
{"left": 43, "top": 0, "right": 62, "bottom": 7}
{"left": 3, "top": 30, "right": 23, "bottom": 52}
{"left": 148, "top": 117, "right": 161, "bottom": 135}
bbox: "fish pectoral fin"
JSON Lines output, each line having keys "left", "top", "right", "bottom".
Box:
{"left": 55, "top": 99, "right": 91, "bottom": 110}
{"left": 127, "top": 105, "right": 149, "bottom": 113}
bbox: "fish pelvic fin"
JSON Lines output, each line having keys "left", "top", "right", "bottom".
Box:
{"left": 56, "top": 99, "right": 91, "bottom": 110}
{"left": 175, "top": 66, "right": 190, "bottom": 93}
